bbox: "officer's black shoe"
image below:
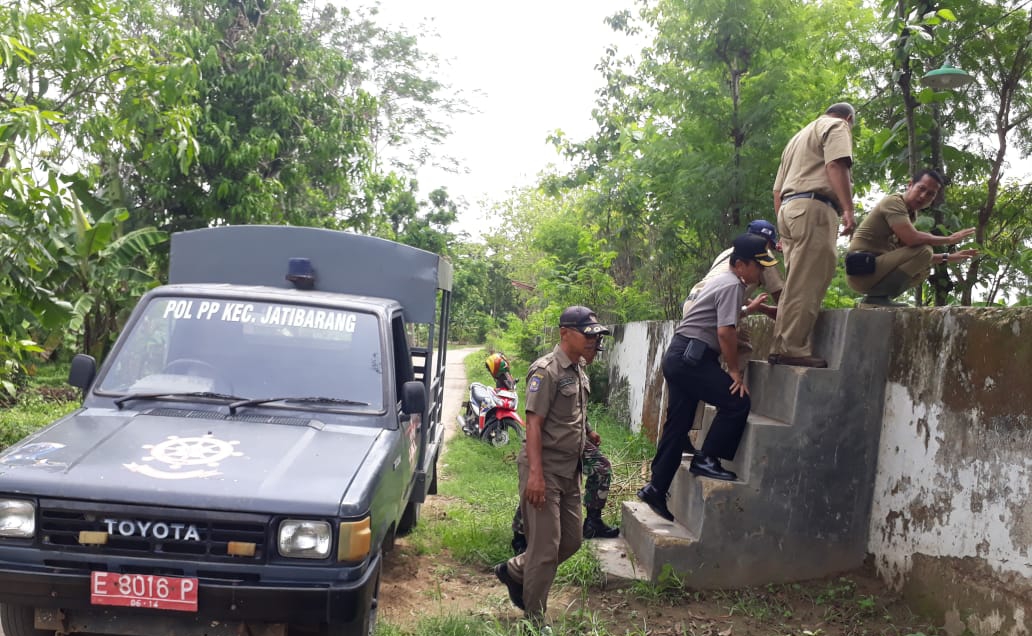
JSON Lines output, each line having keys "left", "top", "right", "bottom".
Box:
{"left": 689, "top": 453, "right": 738, "bottom": 481}
{"left": 493, "top": 562, "right": 525, "bottom": 610}
{"left": 583, "top": 511, "right": 620, "bottom": 539}
{"left": 636, "top": 483, "right": 674, "bottom": 522}
{"left": 511, "top": 531, "right": 527, "bottom": 556}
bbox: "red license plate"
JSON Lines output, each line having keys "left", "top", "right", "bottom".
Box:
{"left": 91, "top": 571, "right": 198, "bottom": 612}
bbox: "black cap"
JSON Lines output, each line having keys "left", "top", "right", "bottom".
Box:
{"left": 559, "top": 306, "right": 611, "bottom": 335}
{"left": 731, "top": 233, "right": 778, "bottom": 267}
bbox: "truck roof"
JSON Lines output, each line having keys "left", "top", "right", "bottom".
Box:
{"left": 169, "top": 226, "right": 453, "bottom": 324}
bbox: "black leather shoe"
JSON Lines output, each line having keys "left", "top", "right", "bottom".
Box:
{"left": 511, "top": 532, "right": 527, "bottom": 556}
{"left": 636, "top": 483, "right": 675, "bottom": 521}
{"left": 583, "top": 513, "right": 620, "bottom": 539}
{"left": 689, "top": 454, "right": 738, "bottom": 481}
{"left": 494, "top": 562, "right": 525, "bottom": 610}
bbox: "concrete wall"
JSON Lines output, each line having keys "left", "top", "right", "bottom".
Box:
{"left": 603, "top": 308, "right": 1032, "bottom": 634}
{"left": 868, "top": 308, "right": 1032, "bottom": 635}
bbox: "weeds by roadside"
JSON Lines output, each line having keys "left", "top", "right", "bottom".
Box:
{"left": 0, "top": 361, "right": 78, "bottom": 449}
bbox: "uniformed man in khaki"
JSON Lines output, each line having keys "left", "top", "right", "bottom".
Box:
{"left": 769, "top": 102, "right": 857, "bottom": 368}
{"left": 846, "top": 168, "right": 978, "bottom": 306}
{"left": 494, "top": 305, "right": 609, "bottom": 621}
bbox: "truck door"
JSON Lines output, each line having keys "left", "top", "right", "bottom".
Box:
{"left": 391, "top": 313, "right": 420, "bottom": 499}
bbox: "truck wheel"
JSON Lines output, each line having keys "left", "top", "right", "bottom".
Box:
{"left": 0, "top": 604, "right": 48, "bottom": 636}
{"left": 397, "top": 500, "right": 420, "bottom": 534}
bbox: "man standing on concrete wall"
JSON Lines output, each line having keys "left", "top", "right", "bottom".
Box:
{"left": 638, "top": 234, "right": 777, "bottom": 522}
{"left": 846, "top": 168, "right": 978, "bottom": 306}
{"left": 495, "top": 306, "right": 608, "bottom": 623}
{"left": 769, "top": 102, "right": 857, "bottom": 368}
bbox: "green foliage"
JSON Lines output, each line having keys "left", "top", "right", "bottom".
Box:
{"left": 0, "top": 361, "right": 78, "bottom": 448}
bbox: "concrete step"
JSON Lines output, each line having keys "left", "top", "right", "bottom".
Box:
{"left": 746, "top": 361, "right": 840, "bottom": 422}
{"left": 619, "top": 500, "right": 698, "bottom": 583}
{"left": 590, "top": 536, "right": 648, "bottom": 587}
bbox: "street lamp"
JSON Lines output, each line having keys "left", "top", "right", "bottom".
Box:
{"left": 920, "top": 62, "right": 975, "bottom": 90}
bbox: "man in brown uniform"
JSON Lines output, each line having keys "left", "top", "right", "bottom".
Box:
{"left": 495, "top": 305, "right": 608, "bottom": 621}
{"left": 769, "top": 103, "right": 857, "bottom": 368}
{"left": 846, "top": 169, "right": 978, "bottom": 305}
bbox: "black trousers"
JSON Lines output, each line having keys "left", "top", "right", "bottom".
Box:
{"left": 650, "top": 334, "right": 751, "bottom": 495}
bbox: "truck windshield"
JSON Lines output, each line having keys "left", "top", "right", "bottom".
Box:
{"left": 96, "top": 297, "right": 385, "bottom": 411}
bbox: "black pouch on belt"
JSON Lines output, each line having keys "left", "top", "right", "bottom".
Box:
{"left": 681, "top": 337, "right": 709, "bottom": 367}
{"left": 845, "top": 251, "right": 877, "bottom": 276}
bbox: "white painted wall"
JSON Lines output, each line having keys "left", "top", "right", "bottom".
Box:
{"left": 605, "top": 321, "right": 674, "bottom": 434}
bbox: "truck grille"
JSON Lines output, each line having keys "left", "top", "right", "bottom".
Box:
{"left": 38, "top": 499, "right": 269, "bottom": 563}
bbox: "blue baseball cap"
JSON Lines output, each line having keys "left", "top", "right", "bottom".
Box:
{"left": 747, "top": 219, "right": 778, "bottom": 245}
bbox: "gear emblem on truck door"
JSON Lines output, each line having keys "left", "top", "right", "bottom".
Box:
{"left": 124, "top": 433, "right": 242, "bottom": 479}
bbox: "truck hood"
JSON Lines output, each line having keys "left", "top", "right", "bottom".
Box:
{"left": 0, "top": 408, "right": 383, "bottom": 516}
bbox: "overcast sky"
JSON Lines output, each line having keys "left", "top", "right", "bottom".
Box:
{"left": 367, "top": 1, "right": 637, "bottom": 230}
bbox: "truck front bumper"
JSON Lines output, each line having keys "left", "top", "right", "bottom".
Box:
{"left": 0, "top": 554, "right": 380, "bottom": 629}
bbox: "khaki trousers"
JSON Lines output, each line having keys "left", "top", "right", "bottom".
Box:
{"left": 773, "top": 199, "right": 838, "bottom": 357}
{"left": 847, "top": 245, "right": 933, "bottom": 294}
{"left": 506, "top": 464, "right": 582, "bottom": 619}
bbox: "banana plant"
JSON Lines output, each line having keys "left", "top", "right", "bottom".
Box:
{"left": 46, "top": 192, "right": 167, "bottom": 361}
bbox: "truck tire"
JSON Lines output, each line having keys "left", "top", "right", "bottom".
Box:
{"left": 0, "top": 604, "right": 48, "bottom": 636}
{"left": 397, "top": 499, "right": 420, "bottom": 534}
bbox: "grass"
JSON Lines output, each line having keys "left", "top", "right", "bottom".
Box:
{"left": 0, "top": 361, "right": 79, "bottom": 449}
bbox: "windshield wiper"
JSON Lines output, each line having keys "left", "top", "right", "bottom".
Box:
{"left": 113, "top": 392, "right": 245, "bottom": 410}
{"left": 228, "top": 396, "right": 371, "bottom": 415}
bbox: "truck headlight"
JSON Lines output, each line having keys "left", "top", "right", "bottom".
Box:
{"left": 277, "top": 520, "right": 331, "bottom": 559}
{"left": 0, "top": 500, "right": 35, "bottom": 538}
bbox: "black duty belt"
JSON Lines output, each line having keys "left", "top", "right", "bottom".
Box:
{"left": 782, "top": 191, "right": 840, "bottom": 214}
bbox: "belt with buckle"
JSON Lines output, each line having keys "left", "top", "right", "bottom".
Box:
{"left": 782, "top": 191, "right": 840, "bottom": 214}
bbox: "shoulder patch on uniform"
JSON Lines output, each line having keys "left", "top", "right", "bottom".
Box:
{"left": 528, "top": 375, "right": 543, "bottom": 393}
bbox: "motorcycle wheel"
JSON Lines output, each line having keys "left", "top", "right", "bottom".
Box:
{"left": 488, "top": 418, "right": 524, "bottom": 447}
{"left": 502, "top": 418, "right": 525, "bottom": 444}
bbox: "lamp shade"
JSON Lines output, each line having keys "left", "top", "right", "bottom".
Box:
{"left": 920, "top": 63, "right": 974, "bottom": 90}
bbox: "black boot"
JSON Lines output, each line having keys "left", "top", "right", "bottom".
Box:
{"left": 582, "top": 509, "right": 619, "bottom": 539}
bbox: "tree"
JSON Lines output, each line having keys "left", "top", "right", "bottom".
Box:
{"left": 550, "top": 0, "right": 876, "bottom": 317}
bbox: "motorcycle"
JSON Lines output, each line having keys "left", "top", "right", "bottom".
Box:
{"left": 458, "top": 353, "right": 525, "bottom": 447}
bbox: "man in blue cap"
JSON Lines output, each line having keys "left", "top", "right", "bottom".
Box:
{"left": 639, "top": 233, "right": 779, "bottom": 521}
{"left": 681, "top": 219, "right": 783, "bottom": 374}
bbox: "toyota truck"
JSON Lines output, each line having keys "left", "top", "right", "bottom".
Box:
{"left": 0, "top": 225, "right": 451, "bottom": 636}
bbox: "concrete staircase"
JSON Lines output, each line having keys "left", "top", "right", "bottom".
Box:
{"left": 619, "top": 309, "right": 894, "bottom": 587}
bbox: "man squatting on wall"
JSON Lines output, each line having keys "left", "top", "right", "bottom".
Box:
{"left": 846, "top": 168, "right": 979, "bottom": 306}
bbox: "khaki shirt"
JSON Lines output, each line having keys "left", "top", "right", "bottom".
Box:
{"left": 682, "top": 246, "right": 784, "bottom": 318}
{"left": 773, "top": 115, "right": 853, "bottom": 207}
{"left": 518, "top": 345, "right": 588, "bottom": 479}
{"left": 848, "top": 193, "right": 911, "bottom": 255}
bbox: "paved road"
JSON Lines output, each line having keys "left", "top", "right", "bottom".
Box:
{"left": 442, "top": 346, "right": 480, "bottom": 443}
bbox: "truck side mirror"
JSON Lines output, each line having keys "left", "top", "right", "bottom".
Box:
{"left": 68, "top": 354, "right": 97, "bottom": 391}
{"left": 400, "top": 381, "right": 426, "bottom": 416}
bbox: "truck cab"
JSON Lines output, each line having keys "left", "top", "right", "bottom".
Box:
{"left": 0, "top": 226, "right": 451, "bottom": 636}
